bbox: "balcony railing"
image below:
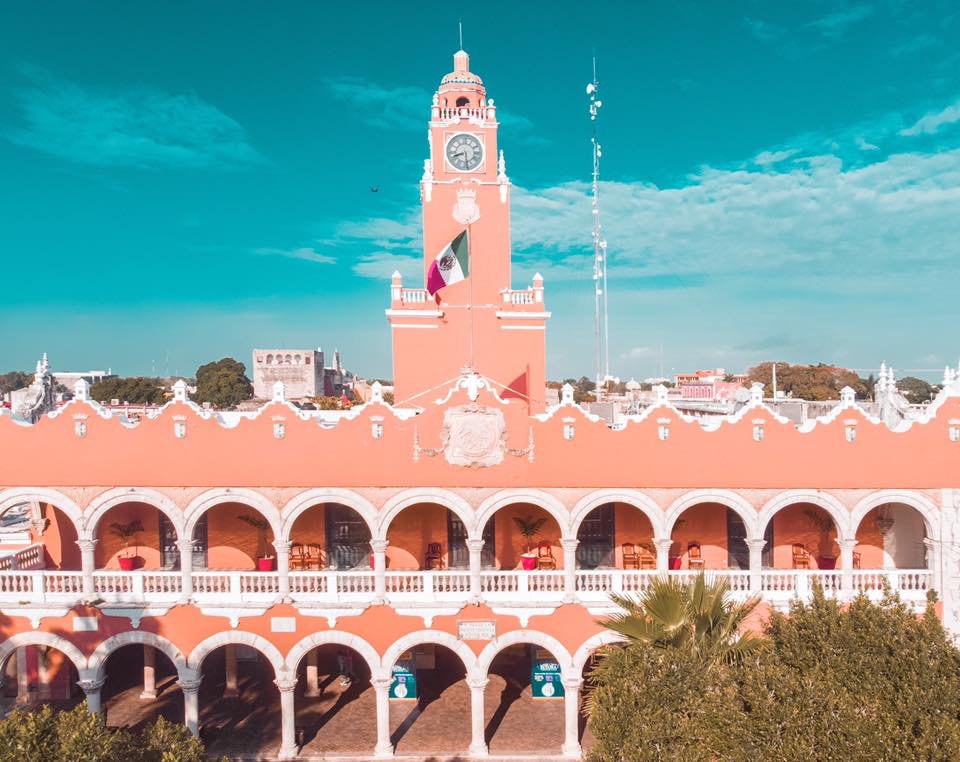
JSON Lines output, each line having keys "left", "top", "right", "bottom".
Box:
{"left": 0, "top": 569, "right": 933, "bottom": 608}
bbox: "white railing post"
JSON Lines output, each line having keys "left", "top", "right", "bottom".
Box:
{"left": 796, "top": 572, "right": 810, "bottom": 601}
{"left": 371, "top": 540, "right": 389, "bottom": 604}
{"left": 230, "top": 572, "right": 241, "bottom": 601}
{"left": 424, "top": 571, "right": 435, "bottom": 600}
{"left": 275, "top": 540, "right": 291, "bottom": 601}
{"left": 747, "top": 539, "right": 766, "bottom": 594}
{"left": 329, "top": 571, "right": 339, "bottom": 597}
{"left": 177, "top": 538, "right": 193, "bottom": 601}
{"left": 519, "top": 572, "right": 530, "bottom": 597}
{"left": 132, "top": 572, "right": 145, "bottom": 602}
{"left": 839, "top": 538, "right": 857, "bottom": 599}
{"left": 561, "top": 538, "right": 579, "bottom": 603}
{"left": 467, "top": 539, "right": 485, "bottom": 604}
{"left": 76, "top": 538, "right": 97, "bottom": 599}
{"left": 31, "top": 571, "right": 45, "bottom": 603}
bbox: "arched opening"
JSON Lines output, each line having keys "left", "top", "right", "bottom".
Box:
{"left": 294, "top": 645, "right": 375, "bottom": 754}
{"left": 456, "top": 96, "right": 470, "bottom": 107}
{"left": 0, "top": 501, "right": 79, "bottom": 571}
{"left": 102, "top": 645, "right": 182, "bottom": 730}
{"left": 854, "top": 503, "right": 928, "bottom": 570}
{"left": 196, "top": 644, "right": 281, "bottom": 758}
{"left": 668, "top": 502, "right": 751, "bottom": 570}
{"left": 576, "top": 503, "right": 655, "bottom": 570}
{"left": 194, "top": 502, "right": 276, "bottom": 570}
{"left": 288, "top": 503, "right": 372, "bottom": 571}
{"left": 93, "top": 502, "right": 172, "bottom": 571}
{"left": 766, "top": 503, "right": 840, "bottom": 570}
{"left": 484, "top": 643, "right": 564, "bottom": 754}
{"left": 385, "top": 503, "right": 478, "bottom": 570}
{"left": 479, "top": 502, "right": 562, "bottom": 571}
{"left": 1, "top": 644, "right": 80, "bottom": 710}
{"left": 388, "top": 644, "right": 469, "bottom": 754}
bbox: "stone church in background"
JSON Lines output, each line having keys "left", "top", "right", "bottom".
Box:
{"left": 251, "top": 347, "right": 352, "bottom": 400}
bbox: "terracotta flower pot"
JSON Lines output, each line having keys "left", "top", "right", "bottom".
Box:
{"left": 521, "top": 555, "right": 537, "bottom": 571}
{"left": 118, "top": 556, "right": 136, "bottom": 571}
{"left": 257, "top": 556, "right": 276, "bottom": 572}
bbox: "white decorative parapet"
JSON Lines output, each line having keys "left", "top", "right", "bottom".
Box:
{"left": 501, "top": 288, "right": 536, "bottom": 305}
{"left": 0, "top": 543, "right": 46, "bottom": 571}
{"left": 399, "top": 288, "right": 429, "bottom": 305}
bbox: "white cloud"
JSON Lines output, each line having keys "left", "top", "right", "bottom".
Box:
{"left": 352, "top": 250, "right": 422, "bottom": 280}
{"left": 620, "top": 346, "right": 652, "bottom": 359}
{"left": 256, "top": 246, "right": 335, "bottom": 264}
{"left": 807, "top": 5, "right": 874, "bottom": 39}
{"left": 753, "top": 148, "right": 799, "bottom": 166}
{"left": 900, "top": 99, "right": 960, "bottom": 136}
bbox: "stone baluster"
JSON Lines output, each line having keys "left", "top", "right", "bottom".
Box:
{"left": 467, "top": 674, "right": 489, "bottom": 756}
{"left": 276, "top": 674, "right": 299, "bottom": 760}
{"left": 371, "top": 540, "right": 389, "bottom": 603}
{"left": 746, "top": 539, "right": 767, "bottom": 594}
{"left": 372, "top": 676, "right": 394, "bottom": 757}
{"left": 467, "top": 539, "right": 485, "bottom": 603}
{"left": 561, "top": 675, "right": 584, "bottom": 757}
{"left": 178, "top": 673, "right": 203, "bottom": 736}
{"left": 76, "top": 538, "right": 97, "bottom": 599}
{"left": 561, "top": 538, "right": 579, "bottom": 603}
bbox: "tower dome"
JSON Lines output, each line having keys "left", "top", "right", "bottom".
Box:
{"left": 438, "top": 50, "right": 486, "bottom": 108}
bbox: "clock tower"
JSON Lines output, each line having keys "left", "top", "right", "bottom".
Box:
{"left": 387, "top": 50, "right": 549, "bottom": 412}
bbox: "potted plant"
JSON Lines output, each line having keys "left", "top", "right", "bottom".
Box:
{"left": 238, "top": 514, "right": 275, "bottom": 571}
{"left": 110, "top": 519, "right": 144, "bottom": 571}
{"left": 513, "top": 515, "right": 547, "bottom": 570}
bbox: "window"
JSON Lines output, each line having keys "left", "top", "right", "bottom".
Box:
{"left": 160, "top": 513, "right": 207, "bottom": 569}
{"left": 325, "top": 504, "right": 372, "bottom": 570}
{"left": 577, "top": 503, "right": 615, "bottom": 569}
{"left": 447, "top": 514, "right": 495, "bottom": 569}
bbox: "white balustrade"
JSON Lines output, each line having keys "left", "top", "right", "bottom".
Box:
{"left": 481, "top": 570, "right": 566, "bottom": 602}
{"left": 288, "top": 571, "right": 375, "bottom": 603}
{"left": 399, "top": 288, "right": 429, "bottom": 305}
{"left": 0, "top": 543, "right": 45, "bottom": 571}
{"left": 502, "top": 289, "right": 535, "bottom": 305}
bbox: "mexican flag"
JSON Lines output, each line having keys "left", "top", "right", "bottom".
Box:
{"left": 426, "top": 230, "right": 469, "bottom": 296}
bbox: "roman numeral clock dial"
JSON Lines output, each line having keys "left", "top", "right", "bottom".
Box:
{"left": 445, "top": 133, "right": 484, "bottom": 171}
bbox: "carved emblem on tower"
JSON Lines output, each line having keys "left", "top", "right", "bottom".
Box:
{"left": 442, "top": 404, "right": 505, "bottom": 467}
{"left": 452, "top": 185, "right": 480, "bottom": 224}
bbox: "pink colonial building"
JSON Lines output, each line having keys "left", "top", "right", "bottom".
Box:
{"left": 2, "top": 50, "right": 960, "bottom": 760}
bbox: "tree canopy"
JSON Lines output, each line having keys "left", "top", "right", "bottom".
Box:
{"left": 191, "top": 357, "right": 253, "bottom": 409}
{"left": 89, "top": 376, "right": 167, "bottom": 405}
{"left": 0, "top": 370, "right": 31, "bottom": 395}
{"left": 747, "top": 361, "right": 869, "bottom": 400}
{"left": 896, "top": 375, "right": 939, "bottom": 403}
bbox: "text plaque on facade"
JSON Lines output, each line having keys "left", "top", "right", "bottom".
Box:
{"left": 271, "top": 617, "right": 296, "bottom": 633}
{"left": 458, "top": 620, "right": 496, "bottom": 641}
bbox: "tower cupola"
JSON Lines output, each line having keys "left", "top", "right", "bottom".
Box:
{"left": 438, "top": 50, "right": 486, "bottom": 109}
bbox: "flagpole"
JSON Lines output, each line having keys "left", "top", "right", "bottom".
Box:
{"left": 467, "top": 224, "right": 474, "bottom": 371}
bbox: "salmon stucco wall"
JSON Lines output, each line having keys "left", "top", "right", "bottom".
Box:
{"left": 94, "top": 502, "right": 163, "bottom": 569}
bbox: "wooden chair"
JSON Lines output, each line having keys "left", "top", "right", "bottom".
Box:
{"left": 792, "top": 543, "right": 809, "bottom": 569}
{"left": 425, "top": 542, "right": 444, "bottom": 569}
{"left": 638, "top": 543, "right": 656, "bottom": 570}
{"left": 687, "top": 542, "right": 705, "bottom": 570}
{"left": 290, "top": 543, "right": 307, "bottom": 571}
{"left": 306, "top": 543, "right": 323, "bottom": 570}
{"left": 536, "top": 540, "right": 557, "bottom": 570}
{"left": 622, "top": 543, "right": 640, "bottom": 570}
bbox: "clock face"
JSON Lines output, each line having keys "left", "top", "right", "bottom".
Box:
{"left": 445, "top": 133, "right": 484, "bottom": 172}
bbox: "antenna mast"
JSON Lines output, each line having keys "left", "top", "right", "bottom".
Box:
{"left": 587, "top": 57, "right": 609, "bottom": 398}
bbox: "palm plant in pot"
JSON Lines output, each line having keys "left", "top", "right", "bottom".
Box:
{"left": 238, "top": 514, "right": 275, "bottom": 571}
{"left": 110, "top": 519, "right": 144, "bottom": 571}
{"left": 514, "top": 515, "right": 547, "bottom": 570}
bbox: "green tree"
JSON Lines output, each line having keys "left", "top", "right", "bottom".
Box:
{"left": 896, "top": 375, "right": 938, "bottom": 402}
{"left": 191, "top": 357, "right": 253, "bottom": 409}
{"left": 0, "top": 370, "right": 31, "bottom": 395}
{"left": 90, "top": 377, "right": 167, "bottom": 405}
{"left": 748, "top": 361, "right": 869, "bottom": 400}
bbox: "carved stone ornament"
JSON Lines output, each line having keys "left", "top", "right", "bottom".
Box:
{"left": 452, "top": 186, "right": 480, "bottom": 225}
{"left": 442, "top": 404, "right": 506, "bottom": 467}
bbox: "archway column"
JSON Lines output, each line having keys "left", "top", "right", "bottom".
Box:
{"left": 923, "top": 538, "right": 941, "bottom": 592}
{"left": 839, "top": 537, "right": 858, "bottom": 593}
{"left": 77, "top": 538, "right": 97, "bottom": 598}
{"left": 140, "top": 645, "right": 157, "bottom": 700}
{"left": 178, "top": 538, "right": 194, "bottom": 600}
{"left": 304, "top": 648, "right": 320, "bottom": 697}
{"left": 654, "top": 538, "right": 673, "bottom": 573}
{"left": 467, "top": 539, "right": 485, "bottom": 603}
{"left": 224, "top": 644, "right": 239, "bottom": 698}
{"left": 371, "top": 540, "right": 389, "bottom": 603}
{"left": 561, "top": 675, "right": 583, "bottom": 757}
{"left": 275, "top": 540, "right": 292, "bottom": 600}
{"left": 276, "top": 675, "right": 299, "bottom": 760}
{"left": 561, "top": 539, "right": 579, "bottom": 603}
{"left": 371, "top": 675, "right": 394, "bottom": 757}
{"left": 467, "top": 674, "right": 489, "bottom": 756}
{"left": 78, "top": 676, "right": 105, "bottom": 717}
{"left": 178, "top": 674, "right": 202, "bottom": 736}
{"left": 746, "top": 539, "right": 767, "bottom": 593}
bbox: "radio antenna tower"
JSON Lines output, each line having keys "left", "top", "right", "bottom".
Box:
{"left": 587, "top": 57, "right": 609, "bottom": 398}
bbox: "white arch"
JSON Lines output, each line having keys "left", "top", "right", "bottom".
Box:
{"left": 477, "top": 629, "right": 573, "bottom": 680}
{"left": 85, "top": 487, "right": 185, "bottom": 539}
{"left": 473, "top": 489, "right": 572, "bottom": 542}
{"left": 377, "top": 489, "right": 475, "bottom": 542}
{"left": 187, "top": 630, "right": 285, "bottom": 674}
{"left": 281, "top": 489, "right": 378, "bottom": 544}
{"left": 89, "top": 631, "right": 188, "bottom": 680}
{"left": 381, "top": 630, "right": 478, "bottom": 681}
{"left": 570, "top": 490, "right": 665, "bottom": 539}
{"left": 664, "top": 489, "right": 759, "bottom": 540}
{"left": 0, "top": 488, "right": 84, "bottom": 538}
{"left": 757, "top": 490, "right": 851, "bottom": 540}
{"left": 850, "top": 490, "right": 940, "bottom": 540}
{"left": 0, "top": 631, "right": 86, "bottom": 676}
{"left": 572, "top": 630, "right": 625, "bottom": 677}
{"left": 183, "top": 488, "right": 282, "bottom": 543}
{"left": 284, "top": 631, "right": 381, "bottom": 676}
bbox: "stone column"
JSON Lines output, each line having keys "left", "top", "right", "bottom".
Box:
{"left": 654, "top": 538, "right": 674, "bottom": 574}
{"left": 924, "top": 537, "right": 941, "bottom": 594}
{"left": 37, "top": 646, "right": 51, "bottom": 701}
{"left": 467, "top": 675, "right": 489, "bottom": 756}
{"left": 371, "top": 540, "right": 389, "bottom": 604}
{"left": 561, "top": 675, "right": 584, "bottom": 758}
{"left": 275, "top": 540, "right": 292, "bottom": 601}
{"left": 746, "top": 539, "right": 767, "bottom": 594}
{"left": 178, "top": 675, "right": 202, "bottom": 736}
{"left": 78, "top": 676, "right": 106, "bottom": 717}
{"left": 467, "top": 539, "right": 485, "bottom": 603}
{"left": 140, "top": 645, "right": 157, "bottom": 700}
{"left": 371, "top": 676, "right": 394, "bottom": 757}
{"left": 276, "top": 675, "right": 299, "bottom": 760}
{"left": 223, "top": 644, "right": 239, "bottom": 698}
{"left": 304, "top": 648, "right": 320, "bottom": 697}
{"left": 839, "top": 538, "right": 858, "bottom": 597}
{"left": 16, "top": 647, "right": 29, "bottom": 704}
{"left": 178, "top": 538, "right": 194, "bottom": 600}
{"left": 77, "top": 538, "right": 97, "bottom": 599}
{"left": 561, "top": 538, "right": 579, "bottom": 603}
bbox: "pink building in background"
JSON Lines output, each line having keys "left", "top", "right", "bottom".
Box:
{"left": 1, "top": 51, "right": 959, "bottom": 760}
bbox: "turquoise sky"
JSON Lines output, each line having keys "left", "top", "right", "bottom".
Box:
{"left": 1, "top": 1, "right": 958, "bottom": 381}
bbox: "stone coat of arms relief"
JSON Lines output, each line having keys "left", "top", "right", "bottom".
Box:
{"left": 442, "top": 404, "right": 506, "bottom": 467}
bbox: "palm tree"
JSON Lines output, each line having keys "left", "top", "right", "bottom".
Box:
{"left": 602, "top": 572, "right": 761, "bottom": 667}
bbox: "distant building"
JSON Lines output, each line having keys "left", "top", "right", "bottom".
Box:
{"left": 251, "top": 348, "right": 353, "bottom": 400}
{"left": 674, "top": 367, "right": 747, "bottom": 401}
{"left": 52, "top": 369, "right": 116, "bottom": 387}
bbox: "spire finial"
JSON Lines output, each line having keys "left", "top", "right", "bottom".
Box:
{"left": 459, "top": 20, "right": 463, "bottom": 50}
